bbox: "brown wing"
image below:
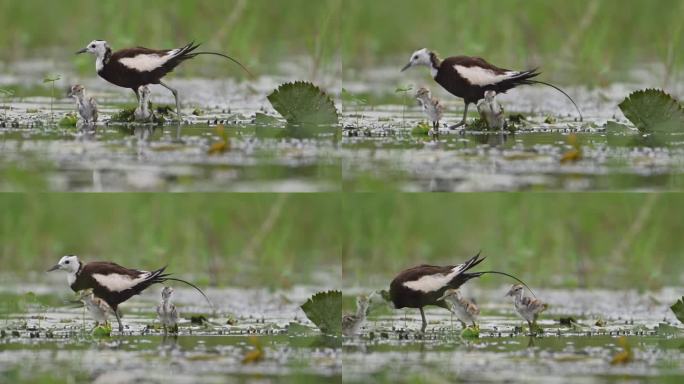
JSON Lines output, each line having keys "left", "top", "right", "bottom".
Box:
{"left": 443, "top": 56, "right": 511, "bottom": 74}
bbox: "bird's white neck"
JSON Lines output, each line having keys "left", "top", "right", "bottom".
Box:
{"left": 96, "top": 56, "right": 105, "bottom": 73}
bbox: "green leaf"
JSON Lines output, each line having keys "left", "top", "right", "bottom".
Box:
{"left": 42, "top": 75, "right": 61, "bottom": 83}
{"left": 59, "top": 113, "right": 78, "bottom": 127}
{"left": 92, "top": 324, "right": 111, "bottom": 338}
{"left": 618, "top": 89, "right": 684, "bottom": 133}
{"left": 254, "top": 112, "right": 280, "bottom": 125}
{"left": 267, "top": 81, "right": 339, "bottom": 126}
{"left": 300, "top": 290, "right": 341, "bottom": 335}
{"left": 671, "top": 296, "right": 684, "bottom": 324}
{"left": 460, "top": 325, "right": 479, "bottom": 338}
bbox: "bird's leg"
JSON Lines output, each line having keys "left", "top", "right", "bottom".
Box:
{"left": 114, "top": 310, "right": 124, "bottom": 333}
{"left": 159, "top": 81, "right": 181, "bottom": 122}
{"left": 132, "top": 88, "right": 140, "bottom": 102}
{"left": 459, "top": 320, "right": 467, "bottom": 329}
{"left": 419, "top": 307, "right": 427, "bottom": 333}
{"left": 449, "top": 103, "right": 469, "bottom": 129}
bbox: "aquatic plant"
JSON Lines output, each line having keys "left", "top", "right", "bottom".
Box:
{"left": 268, "top": 81, "right": 339, "bottom": 126}
{"left": 618, "top": 89, "right": 684, "bottom": 133}
{"left": 300, "top": 290, "right": 341, "bottom": 335}
{"left": 394, "top": 85, "right": 413, "bottom": 129}
{"left": 341, "top": 88, "right": 368, "bottom": 128}
{"left": 59, "top": 113, "right": 78, "bottom": 128}
{"left": 42, "top": 75, "right": 61, "bottom": 125}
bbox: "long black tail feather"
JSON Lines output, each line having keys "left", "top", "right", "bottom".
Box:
{"left": 160, "top": 277, "right": 215, "bottom": 310}
{"left": 466, "top": 270, "right": 537, "bottom": 298}
{"left": 191, "top": 51, "right": 254, "bottom": 78}
{"left": 528, "top": 80, "right": 583, "bottom": 122}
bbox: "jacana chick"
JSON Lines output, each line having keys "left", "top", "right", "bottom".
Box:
{"left": 156, "top": 286, "right": 179, "bottom": 333}
{"left": 437, "top": 288, "right": 479, "bottom": 329}
{"left": 342, "top": 295, "right": 369, "bottom": 337}
{"left": 134, "top": 85, "right": 153, "bottom": 122}
{"left": 68, "top": 84, "right": 98, "bottom": 125}
{"left": 415, "top": 87, "right": 444, "bottom": 132}
{"left": 79, "top": 289, "right": 116, "bottom": 327}
{"left": 506, "top": 284, "right": 547, "bottom": 333}
{"left": 476, "top": 90, "right": 505, "bottom": 130}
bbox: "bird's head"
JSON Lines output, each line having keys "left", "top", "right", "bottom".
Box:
{"left": 67, "top": 84, "right": 85, "bottom": 99}
{"left": 78, "top": 288, "right": 95, "bottom": 301}
{"left": 483, "top": 90, "right": 497, "bottom": 101}
{"left": 47, "top": 255, "right": 80, "bottom": 273}
{"left": 505, "top": 284, "right": 524, "bottom": 298}
{"left": 138, "top": 85, "right": 151, "bottom": 99}
{"left": 437, "top": 288, "right": 460, "bottom": 302}
{"left": 402, "top": 48, "right": 432, "bottom": 72}
{"left": 76, "top": 40, "right": 110, "bottom": 58}
{"left": 415, "top": 87, "right": 431, "bottom": 100}
{"left": 161, "top": 286, "right": 174, "bottom": 300}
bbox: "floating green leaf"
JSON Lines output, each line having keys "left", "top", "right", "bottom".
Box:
{"left": 92, "top": 324, "right": 111, "bottom": 337}
{"left": 618, "top": 89, "right": 684, "bottom": 133}
{"left": 300, "top": 290, "right": 341, "bottom": 335}
{"left": 671, "top": 296, "right": 684, "bottom": 324}
{"left": 267, "top": 81, "right": 339, "bottom": 125}
{"left": 460, "top": 325, "right": 479, "bottom": 338}
{"left": 59, "top": 113, "right": 78, "bottom": 127}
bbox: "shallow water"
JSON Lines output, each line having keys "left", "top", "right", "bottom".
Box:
{"left": 0, "top": 282, "right": 341, "bottom": 383}
{"left": 342, "top": 286, "right": 684, "bottom": 383}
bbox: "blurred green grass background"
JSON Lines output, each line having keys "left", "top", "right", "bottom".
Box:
{"left": 343, "top": 0, "right": 684, "bottom": 84}
{"left": 342, "top": 193, "right": 684, "bottom": 289}
{"left": 0, "top": 0, "right": 341, "bottom": 76}
{"left": 0, "top": 194, "right": 341, "bottom": 288}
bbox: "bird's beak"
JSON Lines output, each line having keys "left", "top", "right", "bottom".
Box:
{"left": 401, "top": 62, "right": 412, "bottom": 72}
{"left": 75, "top": 48, "right": 87, "bottom": 55}
{"left": 46, "top": 264, "right": 60, "bottom": 272}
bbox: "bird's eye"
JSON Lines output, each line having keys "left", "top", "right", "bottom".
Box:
{"left": 64, "top": 260, "right": 70, "bottom": 264}
{"left": 413, "top": 56, "right": 418, "bottom": 60}
{"left": 90, "top": 45, "right": 95, "bottom": 48}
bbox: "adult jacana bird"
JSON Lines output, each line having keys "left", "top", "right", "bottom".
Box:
{"left": 76, "top": 40, "right": 252, "bottom": 121}
{"left": 401, "top": 49, "right": 582, "bottom": 128}
{"left": 389, "top": 252, "right": 531, "bottom": 332}
{"left": 47, "top": 255, "right": 211, "bottom": 332}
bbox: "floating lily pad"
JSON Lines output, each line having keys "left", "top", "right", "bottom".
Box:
{"left": 267, "top": 81, "right": 339, "bottom": 126}
{"left": 671, "top": 297, "right": 684, "bottom": 324}
{"left": 92, "top": 324, "right": 111, "bottom": 337}
{"left": 460, "top": 325, "right": 479, "bottom": 338}
{"left": 59, "top": 113, "right": 78, "bottom": 127}
{"left": 411, "top": 121, "right": 431, "bottom": 136}
{"left": 618, "top": 89, "right": 684, "bottom": 133}
{"left": 300, "top": 290, "right": 341, "bottom": 335}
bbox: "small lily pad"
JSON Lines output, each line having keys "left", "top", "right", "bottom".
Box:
{"left": 618, "top": 89, "right": 684, "bottom": 133}
{"left": 671, "top": 296, "right": 684, "bottom": 324}
{"left": 92, "top": 324, "right": 111, "bottom": 337}
{"left": 411, "top": 121, "right": 431, "bottom": 136}
{"left": 300, "top": 290, "right": 341, "bottom": 335}
{"left": 267, "top": 81, "right": 339, "bottom": 126}
{"left": 460, "top": 325, "right": 479, "bottom": 338}
{"left": 59, "top": 113, "right": 78, "bottom": 127}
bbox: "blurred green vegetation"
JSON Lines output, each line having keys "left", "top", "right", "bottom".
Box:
{"left": 342, "top": 193, "right": 684, "bottom": 289}
{"left": 0, "top": 194, "right": 341, "bottom": 288}
{"left": 0, "top": 0, "right": 341, "bottom": 76}
{"left": 342, "top": 0, "right": 684, "bottom": 84}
